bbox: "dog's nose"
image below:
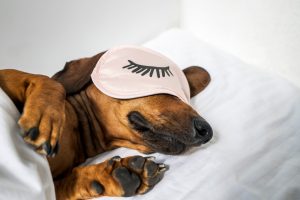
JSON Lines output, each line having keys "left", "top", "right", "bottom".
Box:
{"left": 193, "top": 117, "right": 213, "bottom": 144}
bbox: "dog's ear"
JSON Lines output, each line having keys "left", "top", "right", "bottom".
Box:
{"left": 52, "top": 52, "right": 106, "bottom": 94}
{"left": 183, "top": 66, "right": 211, "bottom": 98}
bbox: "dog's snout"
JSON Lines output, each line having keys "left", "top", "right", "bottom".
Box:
{"left": 193, "top": 117, "right": 213, "bottom": 144}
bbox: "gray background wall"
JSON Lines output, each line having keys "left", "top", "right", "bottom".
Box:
{"left": 1, "top": 0, "right": 300, "bottom": 87}
{"left": 181, "top": 0, "right": 300, "bottom": 87}
{"left": 0, "top": 0, "right": 179, "bottom": 76}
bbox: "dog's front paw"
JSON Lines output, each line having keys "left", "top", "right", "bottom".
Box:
{"left": 65, "top": 156, "right": 168, "bottom": 199}
{"left": 18, "top": 77, "right": 66, "bottom": 156}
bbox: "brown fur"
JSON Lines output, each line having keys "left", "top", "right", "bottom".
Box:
{"left": 0, "top": 51, "right": 211, "bottom": 199}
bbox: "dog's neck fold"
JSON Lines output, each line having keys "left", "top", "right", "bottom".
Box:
{"left": 67, "top": 90, "right": 107, "bottom": 158}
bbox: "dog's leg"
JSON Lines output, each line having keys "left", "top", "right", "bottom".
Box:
{"left": 54, "top": 156, "right": 167, "bottom": 200}
{"left": 0, "top": 69, "right": 66, "bottom": 156}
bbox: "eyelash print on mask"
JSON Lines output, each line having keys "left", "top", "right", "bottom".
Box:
{"left": 122, "top": 60, "right": 173, "bottom": 78}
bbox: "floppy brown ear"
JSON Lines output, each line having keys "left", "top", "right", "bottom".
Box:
{"left": 52, "top": 52, "right": 106, "bottom": 94}
{"left": 183, "top": 66, "right": 211, "bottom": 98}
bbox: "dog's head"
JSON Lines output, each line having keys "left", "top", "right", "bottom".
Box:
{"left": 53, "top": 51, "right": 213, "bottom": 155}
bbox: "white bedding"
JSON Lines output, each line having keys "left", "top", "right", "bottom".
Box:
{"left": 1, "top": 29, "right": 300, "bottom": 200}
{"left": 93, "top": 29, "right": 300, "bottom": 200}
{"left": 0, "top": 89, "right": 55, "bottom": 200}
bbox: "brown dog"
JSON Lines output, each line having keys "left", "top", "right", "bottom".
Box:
{"left": 0, "top": 51, "right": 212, "bottom": 199}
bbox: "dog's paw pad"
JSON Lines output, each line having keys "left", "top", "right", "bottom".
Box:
{"left": 91, "top": 180, "right": 104, "bottom": 194}
{"left": 143, "top": 161, "right": 167, "bottom": 189}
{"left": 118, "top": 156, "right": 168, "bottom": 195}
{"left": 128, "top": 156, "right": 146, "bottom": 172}
{"left": 113, "top": 167, "right": 141, "bottom": 197}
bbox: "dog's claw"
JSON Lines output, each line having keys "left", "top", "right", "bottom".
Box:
{"left": 158, "top": 163, "right": 165, "bottom": 168}
{"left": 112, "top": 156, "right": 121, "bottom": 161}
{"left": 50, "top": 144, "right": 59, "bottom": 157}
{"left": 146, "top": 156, "right": 156, "bottom": 161}
{"left": 108, "top": 156, "right": 122, "bottom": 166}
{"left": 37, "top": 141, "right": 52, "bottom": 156}
{"left": 158, "top": 163, "right": 168, "bottom": 172}
{"left": 26, "top": 127, "right": 39, "bottom": 140}
{"left": 19, "top": 126, "right": 26, "bottom": 137}
{"left": 52, "top": 142, "right": 60, "bottom": 155}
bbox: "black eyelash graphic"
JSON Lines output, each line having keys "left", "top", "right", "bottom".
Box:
{"left": 122, "top": 60, "right": 173, "bottom": 78}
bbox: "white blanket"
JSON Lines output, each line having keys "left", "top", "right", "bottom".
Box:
{"left": 1, "top": 29, "right": 300, "bottom": 200}
{"left": 0, "top": 89, "right": 55, "bottom": 200}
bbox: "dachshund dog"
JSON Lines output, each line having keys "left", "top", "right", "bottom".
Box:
{"left": 0, "top": 48, "right": 212, "bottom": 200}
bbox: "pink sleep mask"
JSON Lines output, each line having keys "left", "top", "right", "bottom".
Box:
{"left": 91, "top": 45, "right": 190, "bottom": 104}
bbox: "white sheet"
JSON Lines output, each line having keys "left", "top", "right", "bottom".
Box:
{"left": 0, "top": 88, "right": 55, "bottom": 200}
{"left": 90, "top": 29, "right": 300, "bottom": 200}
{"left": 1, "top": 29, "right": 300, "bottom": 200}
